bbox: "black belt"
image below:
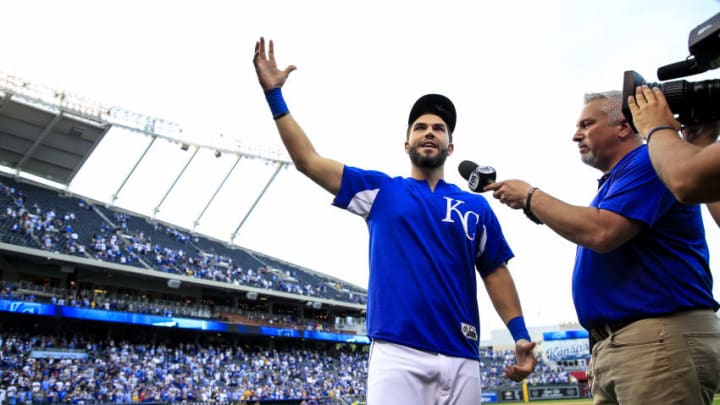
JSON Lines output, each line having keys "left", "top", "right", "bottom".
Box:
{"left": 588, "top": 319, "right": 636, "bottom": 351}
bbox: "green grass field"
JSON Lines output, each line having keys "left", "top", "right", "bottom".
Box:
{"left": 498, "top": 395, "right": 720, "bottom": 404}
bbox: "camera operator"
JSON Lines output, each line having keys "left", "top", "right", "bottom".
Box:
{"left": 627, "top": 85, "right": 720, "bottom": 226}
{"left": 485, "top": 89, "right": 720, "bottom": 404}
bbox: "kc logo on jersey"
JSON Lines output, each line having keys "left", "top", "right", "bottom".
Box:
{"left": 441, "top": 197, "right": 480, "bottom": 241}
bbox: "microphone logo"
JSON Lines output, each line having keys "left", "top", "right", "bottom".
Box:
{"left": 458, "top": 160, "right": 496, "bottom": 192}
{"left": 468, "top": 171, "right": 481, "bottom": 191}
{"left": 471, "top": 166, "right": 496, "bottom": 191}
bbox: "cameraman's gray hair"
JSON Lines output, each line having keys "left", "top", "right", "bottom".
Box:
{"left": 584, "top": 90, "right": 626, "bottom": 126}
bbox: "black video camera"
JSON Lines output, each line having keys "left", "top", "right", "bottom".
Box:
{"left": 622, "top": 12, "right": 720, "bottom": 132}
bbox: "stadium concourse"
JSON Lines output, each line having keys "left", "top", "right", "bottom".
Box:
{"left": 0, "top": 73, "right": 586, "bottom": 404}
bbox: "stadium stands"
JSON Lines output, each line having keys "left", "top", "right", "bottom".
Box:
{"left": 0, "top": 314, "right": 369, "bottom": 404}
{"left": 0, "top": 313, "right": 576, "bottom": 404}
{"left": 0, "top": 174, "right": 366, "bottom": 306}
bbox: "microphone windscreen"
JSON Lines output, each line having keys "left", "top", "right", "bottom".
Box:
{"left": 458, "top": 160, "right": 478, "bottom": 180}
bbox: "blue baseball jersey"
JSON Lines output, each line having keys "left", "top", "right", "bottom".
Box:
{"left": 572, "top": 145, "right": 719, "bottom": 330}
{"left": 332, "top": 165, "right": 514, "bottom": 360}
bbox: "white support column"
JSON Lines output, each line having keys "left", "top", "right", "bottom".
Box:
{"left": 153, "top": 146, "right": 200, "bottom": 218}
{"left": 193, "top": 154, "right": 242, "bottom": 230}
{"left": 230, "top": 162, "right": 288, "bottom": 242}
{"left": 110, "top": 135, "right": 157, "bottom": 205}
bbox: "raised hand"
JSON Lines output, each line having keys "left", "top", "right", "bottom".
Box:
{"left": 253, "top": 37, "right": 297, "bottom": 91}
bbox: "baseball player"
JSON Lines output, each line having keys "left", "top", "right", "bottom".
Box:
{"left": 253, "top": 37, "right": 537, "bottom": 405}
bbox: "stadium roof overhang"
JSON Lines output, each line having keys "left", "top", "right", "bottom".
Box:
{"left": 0, "top": 90, "right": 109, "bottom": 186}
{"left": 0, "top": 71, "right": 292, "bottom": 240}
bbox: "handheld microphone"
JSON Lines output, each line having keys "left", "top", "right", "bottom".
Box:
{"left": 458, "top": 160, "right": 496, "bottom": 192}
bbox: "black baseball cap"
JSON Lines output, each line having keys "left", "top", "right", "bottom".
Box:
{"left": 408, "top": 94, "right": 456, "bottom": 133}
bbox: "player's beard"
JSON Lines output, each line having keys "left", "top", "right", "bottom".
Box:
{"left": 409, "top": 144, "right": 449, "bottom": 169}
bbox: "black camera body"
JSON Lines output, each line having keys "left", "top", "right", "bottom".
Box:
{"left": 622, "top": 12, "right": 720, "bottom": 132}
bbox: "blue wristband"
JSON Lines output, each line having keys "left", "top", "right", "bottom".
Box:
{"left": 265, "top": 88, "right": 289, "bottom": 119}
{"left": 507, "top": 316, "right": 531, "bottom": 342}
{"left": 645, "top": 125, "right": 676, "bottom": 142}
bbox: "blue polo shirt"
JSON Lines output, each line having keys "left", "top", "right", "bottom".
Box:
{"left": 572, "top": 145, "right": 718, "bottom": 330}
{"left": 333, "top": 165, "right": 514, "bottom": 360}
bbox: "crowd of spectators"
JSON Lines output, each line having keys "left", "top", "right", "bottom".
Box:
{"left": 0, "top": 188, "right": 85, "bottom": 257}
{"left": 0, "top": 283, "right": 574, "bottom": 404}
{"left": 0, "top": 325, "right": 576, "bottom": 405}
{"left": 0, "top": 282, "right": 347, "bottom": 334}
{"left": 0, "top": 329, "right": 368, "bottom": 404}
{"left": 478, "top": 348, "right": 573, "bottom": 389}
{"left": 0, "top": 179, "right": 366, "bottom": 306}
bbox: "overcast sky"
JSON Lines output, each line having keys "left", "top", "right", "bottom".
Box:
{"left": 2, "top": 0, "right": 719, "bottom": 339}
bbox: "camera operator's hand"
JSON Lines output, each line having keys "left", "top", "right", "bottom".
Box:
{"left": 627, "top": 85, "right": 681, "bottom": 140}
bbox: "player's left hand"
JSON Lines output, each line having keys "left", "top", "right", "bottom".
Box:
{"left": 504, "top": 339, "right": 537, "bottom": 382}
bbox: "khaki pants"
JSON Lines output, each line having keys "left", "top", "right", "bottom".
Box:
{"left": 590, "top": 309, "right": 720, "bottom": 405}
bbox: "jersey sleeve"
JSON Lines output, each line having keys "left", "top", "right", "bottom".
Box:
{"left": 332, "top": 165, "right": 391, "bottom": 219}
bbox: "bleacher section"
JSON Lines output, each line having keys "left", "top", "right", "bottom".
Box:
{"left": 0, "top": 316, "right": 369, "bottom": 404}
{"left": 0, "top": 174, "right": 366, "bottom": 306}
{"left": 253, "top": 252, "right": 366, "bottom": 305}
{"left": 0, "top": 313, "right": 580, "bottom": 404}
{"left": 0, "top": 176, "right": 95, "bottom": 257}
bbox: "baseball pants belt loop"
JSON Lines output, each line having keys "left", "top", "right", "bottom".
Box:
{"left": 590, "top": 319, "right": 636, "bottom": 343}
